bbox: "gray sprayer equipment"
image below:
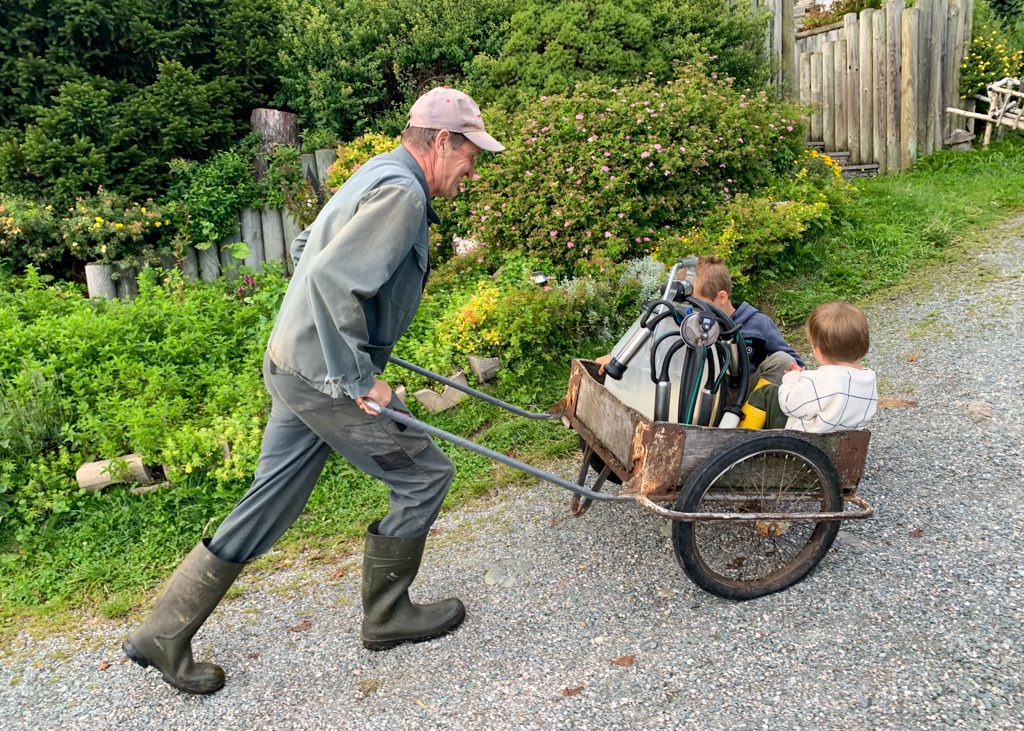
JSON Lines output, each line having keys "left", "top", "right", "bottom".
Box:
{"left": 603, "top": 258, "right": 749, "bottom": 428}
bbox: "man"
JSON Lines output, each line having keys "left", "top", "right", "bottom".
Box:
{"left": 123, "top": 88, "right": 504, "bottom": 695}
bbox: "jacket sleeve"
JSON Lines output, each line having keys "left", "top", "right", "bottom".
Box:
{"left": 305, "top": 184, "right": 424, "bottom": 398}
{"left": 290, "top": 227, "right": 311, "bottom": 268}
{"left": 778, "top": 370, "right": 824, "bottom": 420}
{"left": 760, "top": 315, "right": 805, "bottom": 367}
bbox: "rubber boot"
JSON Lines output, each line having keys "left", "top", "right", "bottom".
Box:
{"left": 360, "top": 521, "right": 465, "bottom": 651}
{"left": 122, "top": 539, "right": 243, "bottom": 694}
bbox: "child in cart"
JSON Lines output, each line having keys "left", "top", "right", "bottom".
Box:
{"left": 739, "top": 301, "right": 878, "bottom": 433}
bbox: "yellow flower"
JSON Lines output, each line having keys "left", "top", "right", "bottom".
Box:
{"left": 154, "top": 221, "right": 161, "bottom": 227}
{"left": 140, "top": 207, "right": 147, "bottom": 213}
{"left": 95, "top": 216, "right": 104, "bottom": 223}
{"left": 115, "top": 222, "right": 124, "bottom": 229}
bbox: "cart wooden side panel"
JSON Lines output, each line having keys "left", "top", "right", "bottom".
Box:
{"left": 565, "top": 359, "right": 870, "bottom": 502}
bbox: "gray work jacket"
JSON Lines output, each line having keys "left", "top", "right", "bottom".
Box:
{"left": 265, "top": 145, "right": 439, "bottom": 399}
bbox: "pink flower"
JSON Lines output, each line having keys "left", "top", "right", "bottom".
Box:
{"left": 635, "top": 237, "right": 642, "bottom": 243}
{"left": 476, "top": 256, "right": 484, "bottom": 263}
{"left": 600, "top": 165, "right": 610, "bottom": 172}
{"left": 575, "top": 179, "right": 582, "bottom": 185}
{"left": 484, "top": 205, "right": 491, "bottom": 211}
{"left": 472, "top": 173, "right": 481, "bottom": 180}
{"left": 643, "top": 237, "right": 650, "bottom": 242}
{"left": 575, "top": 113, "right": 584, "bottom": 120}
{"left": 603, "top": 151, "right": 611, "bottom": 157}
{"left": 786, "top": 126, "right": 794, "bottom": 132}
{"left": 654, "top": 144, "right": 662, "bottom": 150}
{"left": 738, "top": 138, "right": 744, "bottom": 143}
{"left": 550, "top": 230, "right": 558, "bottom": 237}
{"left": 640, "top": 151, "right": 650, "bottom": 158}
{"left": 567, "top": 241, "right": 575, "bottom": 248}
{"left": 604, "top": 231, "right": 612, "bottom": 238}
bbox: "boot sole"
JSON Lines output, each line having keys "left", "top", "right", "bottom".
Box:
{"left": 361, "top": 607, "right": 466, "bottom": 652}
{"left": 122, "top": 640, "right": 225, "bottom": 695}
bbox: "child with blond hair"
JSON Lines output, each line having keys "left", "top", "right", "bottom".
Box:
{"left": 740, "top": 301, "right": 877, "bottom": 433}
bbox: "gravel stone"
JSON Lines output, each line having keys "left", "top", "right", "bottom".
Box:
{"left": 2, "top": 220, "right": 1023, "bottom": 729}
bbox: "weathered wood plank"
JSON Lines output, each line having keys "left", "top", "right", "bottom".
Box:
{"left": 859, "top": 8, "right": 875, "bottom": 163}
{"left": 873, "top": 8, "right": 888, "bottom": 170}
{"left": 811, "top": 52, "right": 824, "bottom": 141}
{"left": 845, "top": 13, "right": 861, "bottom": 162}
{"left": 835, "top": 39, "right": 849, "bottom": 151}
{"left": 901, "top": 7, "right": 920, "bottom": 168}
{"left": 886, "top": 0, "right": 905, "bottom": 171}
{"left": 823, "top": 41, "right": 836, "bottom": 150}
{"left": 930, "top": 0, "right": 949, "bottom": 150}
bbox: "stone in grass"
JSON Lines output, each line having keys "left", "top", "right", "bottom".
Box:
{"left": 468, "top": 355, "right": 500, "bottom": 383}
{"left": 413, "top": 371, "right": 469, "bottom": 413}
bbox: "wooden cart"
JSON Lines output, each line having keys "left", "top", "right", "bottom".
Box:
{"left": 379, "top": 356, "right": 875, "bottom": 600}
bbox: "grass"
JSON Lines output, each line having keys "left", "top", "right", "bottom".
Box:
{"left": 2, "top": 138, "right": 1023, "bottom": 642}
{"left": 763, "top": 139, "right": 1024, "bottom": 327}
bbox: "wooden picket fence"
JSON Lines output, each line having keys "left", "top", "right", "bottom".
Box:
{"left": 773, "top": 0, "right": 977, "bottom": 174}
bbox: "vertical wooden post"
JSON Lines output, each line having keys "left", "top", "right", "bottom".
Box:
{"left": 782, "top": 0, "right": 798, "bottom": 99}
{"left": 886, "top": 0, "right": 905, "bottom": 172}
{"left": 800, "top": 52, "right": 813, "bottom": 141}
{"left": 249, "top": 109, "right": 299, "bottom": 179}
{"left": 823, "top": 41, "right": 836, "bottom": 150}
{"left": 260, "top": 206, "right": 286, "bottom": 264}
{"left": 115, "top": 264, "right": 138, "bottom": 301}
{"left": 85, "top": 264, "right": 117, "bottom": 300}
{"left": 219, "top": 228, "right": 241, "bottom": 282}
{"left": 901, "top": 8, "right": 920, "bottom": 169}
{"left": 845, "top": 14, "right": 861, "bottom": 163}
{"left": 917, "top": 0, "right": 934, "bottom": 155}
{"left": 835, "top": 39, "right": 848, "bottom": 152}
{"left": 281, "top": 209, "right": 303, "bottom": 275}
{"left": 314, "top": 148, "right": 338, "bottom": 186}
{"left": 873, "top": 9, "right": 888, "bottom": 171}
{"left": 198, "top": 244, "right": 220, "bottom": 282}
{"left": 773, "top": 0, "right": 784, "bottom": 91}
{"left": 945, "top": 0, "right": 964, "bottom": 138}
{"left": 930, "top": 0, "right": 948, "bottom": 151}
{"left": 811, "top": 52, "right": 824, "bottom": 142}
{"left": 179, "top": 247, "right": 199, "bottom": 282}
{"left": 859, "top": 9, "right": 875, "bottom": 164}
{"left": 240, "top": 208, "right": 265, "bottom": 272}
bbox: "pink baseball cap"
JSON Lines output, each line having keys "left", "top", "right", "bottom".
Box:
{"left": 407, "top": 87, "right": 505, "bottom": 152}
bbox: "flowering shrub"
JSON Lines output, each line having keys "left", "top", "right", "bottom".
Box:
{"left": 801, "top": 0, "right": 881, "bottom": 31}
{"left": 653, "top": 149, "right": 849, "bottom": 288}
{"left": 438, "top": 65, "right": 804, "bottom": 274}
{"left": 324, "top": 132, "right": 401, "bottom": 191}
{"left": 960, "top": 26, "right": 1024, "bottom": 98}
{"left": 1, "top": 190, "right": 171, "bottom": 269}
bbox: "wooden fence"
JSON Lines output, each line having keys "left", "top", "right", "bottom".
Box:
{"left": 87, "top": 111, "right": 337, "bottom": 299}
{"left": 769, "top": 0, "right": 976, "bottom": 173}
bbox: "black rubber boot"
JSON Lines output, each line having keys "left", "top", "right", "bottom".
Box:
{"left": 360, "top": 521, "right": 465, "bottom": 651}
{"left": 122, "top": 539, "right": 243, "bottom": 694}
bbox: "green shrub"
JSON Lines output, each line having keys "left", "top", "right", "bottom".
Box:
{"left": 961, "top": 25, "right": 1024, "bottom": 98}
{"left": 324, "top": 132, "right": 402, "bottom": 191}
{"left": 469, "top": 0, "right": 771, "bottom": 110}
{"left": 1, "top": 190, "right": 172, "bottom": 270}
{"left": 438, "top": 65, "right": 805, "bottom": 275}
{"left": 0, "top": 0, "right": 284, "bottom": 206}
{"left": 275, "top": 0, "right": 514, "bottom": 138}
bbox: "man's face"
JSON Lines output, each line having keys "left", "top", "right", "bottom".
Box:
{"left": 431, "top": 134, "right": 480, "bottom": 199}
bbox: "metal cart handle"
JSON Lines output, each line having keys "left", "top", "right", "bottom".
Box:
{"left": 388, "top": 356, "right": 559, "bottom": 421}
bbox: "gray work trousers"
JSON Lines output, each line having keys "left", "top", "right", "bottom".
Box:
{"left": 208, "top": 356, "right": 454, "bottom": 564}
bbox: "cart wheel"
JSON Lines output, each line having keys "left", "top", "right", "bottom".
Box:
{"left": 671, "top": 434, "right": 842, "bottom": 600}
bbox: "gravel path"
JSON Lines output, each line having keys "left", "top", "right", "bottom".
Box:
{"left": 2, "top": 219, "right": 1023, "bottom": 730}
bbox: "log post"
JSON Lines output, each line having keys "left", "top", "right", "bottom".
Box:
{"left": 845, "top": 14, "right": 861, "bottom": 163}
{"left": 240, "top": 208, "right": 265, "bottom": 272}
{"left": 873, "top": 8, "right": 888, "bottom": 171}
{"left": 115, "top": 264, "right": 138, "bottom": 301}
{"left": 835, "top": 39, "right": 848, "bottom": 151}
{"left": 800, "top": 52, "right": 813, "bottom": 141}
{"left": 250, "top": 108, "right": 299, "bottom": 179}
{"left": 85, "top": 263, "right": 116, "bottom": 300}
{"left": 945, "top": 1, "right": 964, "bottom": 139}
{"left": 823, "top": 41, "right": 836, "bottom": 150}
{"left": 901, "top": 8, "right": 920, "bottom": 169}
{"left": 930, "top": 0, "right": 948, "bottom": 151}
{"left": 811, "top": 52, "right": 824, "bottom": 141}
{"left": 886, "top": 0, "right": 905, "bottom": 172}
{"left": 260, "top": 207, "right": 286, "bottom": 265}
{"left": 916, "top": 0, "right": 934, "bottom": 155}
{"left": 179, "top": 247, "right": 199, "bottom": 282}
{"left": 859, "top": 9, "right": 875, "bottom": 164}
{"left": 198, "top": 244, "right": 221, "bottom": 282}
{"left": 782, "top": 0, "right": 798, "bottom": 99}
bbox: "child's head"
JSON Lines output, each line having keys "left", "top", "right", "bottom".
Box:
{"left": 693, "top": 255, "right": 732, "bottom": 309}
{"left": 806, "top": 301, "right": 870, "bottom": 365}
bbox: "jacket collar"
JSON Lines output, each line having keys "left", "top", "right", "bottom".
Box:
{"left": 392, "top": 145, "right": 441, "bottom": 224}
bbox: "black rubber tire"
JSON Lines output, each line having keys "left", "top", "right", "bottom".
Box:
{"left": 672, "top": 433, "right": 842, "bottom": 600}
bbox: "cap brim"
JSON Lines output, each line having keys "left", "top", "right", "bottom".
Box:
{"left": 463, "top": 129, "right": 505, "bottom": 153}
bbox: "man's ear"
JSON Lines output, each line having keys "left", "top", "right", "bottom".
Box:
{"left": 714, "top": 290, "right": 731, "bottom": 308}
{"left": 434, "top": 128, "right": 450, "bottom": 154}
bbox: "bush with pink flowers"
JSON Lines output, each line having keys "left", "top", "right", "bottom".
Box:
{"left": 436, "top": 63, "right": 805, "bottom": 275}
